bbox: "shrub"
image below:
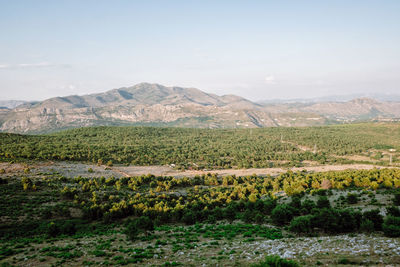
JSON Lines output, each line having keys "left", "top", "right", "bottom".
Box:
{"left": 242, "top": 209, "right": 256, "bottom": 223}
{"left": 223, "top": 206, "right": 237, "bottom": 222}
{"left": 125, "top": 216, "right": 154, "bottom": 240}
{"left": 317, "top": 196, "right": 331, "bottom": 209}
{"left": 363, "top": 209, "right": 383, "bottom": 230}
{"left": 359, "top": 219, "right": 374, "bottom": 233}
{"left": 182, "top": 211, "right": 196, "bottom": 225}
{"left": 301, "top": 199, "right": 316, "bottom": 214}
{"left": 346, "top": 193, "right": 358, "bottom": 204}
{"left": 387, "top": 206, "right": 400, "bottom": 217}
{"left": 394, "top": 192, "right": 400, "bottom": 206}
{"left": 88, "top": 168, "right": 94, "bottom": 173}
{"left": 46, "top": 221, "right": 76, "bottom": 237}
{"left": 289, "top": 196, "right": 302, "bottom": 210}
{"left": 212, "top": 207, "right": 224, "bottom": 220}
{"left": 125, "top": 222, "right": 139, "bottom": 241}
{"left": 60, "top": 221, "right": 76, "bottom": 235}
{"left": 47, "top": 222, "right": 60, "bottom": 237}
{"left": 337, "top": 210, "right": 357, "bottom": 232}
{"left": 41, "top": 209, "right": 53, "bottom": 219}
{"left": 382, "top": 216, "right": 400, "bottom": 237}
{"left": 313, "top": 208, "right": 339, "bottom": 233}
{"left": 251, "top": 255, "right": 300, "bottom": 267}
{"left": 254, "top": 213, "right": 265, "bottom": 224}
{"left": 271, "top": 205, "right": 294, "bottom": 226}
{"left": 289, "top": 215, "right": 313, "bottom": 233}
{"left": 135, "top": 216, "right": 154, "bottom": 231}
{"left": 263, "top": 199, "right": 277, "bottom": 215}
{"left": 315, "top": 189, "right": 327, "bottom": 196}
{"left": 206, "top": 214, "right": 217, "bottom": 224}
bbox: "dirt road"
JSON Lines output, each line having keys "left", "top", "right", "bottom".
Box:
{"left": 116, "top": 164, "right": 394, "bottom": 177}
{"left": 0, "top": 161, "right": 396, "bottom": 178}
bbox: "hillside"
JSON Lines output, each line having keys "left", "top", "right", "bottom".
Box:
{"left": 1, "top": 83, "right": 400, "bottom": 133}
{"left": 1, "top": 123, "right": 399, "bottom": 169}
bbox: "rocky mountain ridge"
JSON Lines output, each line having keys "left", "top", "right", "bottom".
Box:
{"left": 1, "top": 83, "right": 399, "bottom": 133}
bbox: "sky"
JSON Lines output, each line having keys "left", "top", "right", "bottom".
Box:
{"left": 0, "top": 0, "right": 399, "bottom": 101}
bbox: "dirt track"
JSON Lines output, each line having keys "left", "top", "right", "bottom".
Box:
{"left": 0, "top": 161, "right": 396, "bottom": 178}
{"left": 117, "top": 164, "right": 395, "bottom": 177}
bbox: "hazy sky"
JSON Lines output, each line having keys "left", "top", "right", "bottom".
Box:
{"left": 0, "top": 0, "right": 399, "bottom": 101}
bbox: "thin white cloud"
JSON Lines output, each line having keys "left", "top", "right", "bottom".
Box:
{"left": 18, "top": 62, "right": 53, "bottom": 67}
{"left": 0, "top": 62, "right": 70, "bottom": 70}
{"left": 265, "top": 75, "right": 276, "bottom": 84}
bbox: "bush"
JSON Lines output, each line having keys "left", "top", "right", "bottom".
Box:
{"left": 289, "top": 196, "right": 302, "bottom": 210}
{"left": 263, "top": 199, "right": 277, "bottom": 215}
{"left": 46, "top": 221, "right": 76, "bottom": 237}
{"left": 135, "top": 216, "right": 154, "bottom": 231}
{"left": 60, "top": 221, "right": 77, "bottom": 235}
{"left": 359, "top": 219, "right": 374, "bottom": 233}
{"left": 363, "top": 209, "right": 383, "bottom": 230}
{"left": 289, "top": 215, "right": 313, "bottom": 233}
{"left": 125, "top": 216, "right": 154, "bottom": 240}
{"left": 346, "top": 193, "right": 358, "bottom": 204}
{"left": 313, "top": 208, "right": 339, "bottom": 233}
{"left": 182, "top": 211, "right": 196, "bottom": 225}
{"left": 125, "top": 222, "right": 139, "bottom": 240}
{"left": 271, "top": 205, "right": 294, "bottom": 226}
{"left": 47, "top": 222, "right": 60, "bottom": 237}
{"left": 337, "top": 210, "right": 358, "bottom": 232}
{"left": 242, "top": 209, "right": 256, "bottom": 223}
{"left": 251, "top": 255, "right": 300, "bottom": 267}
{"left": 254, "top": 213, "right": 265, "bottom": 224}
{"left": 301, "top": 199, "right": 316, "bottom": 214}
{"left": 394, "top": 192, "right": 400, "bottom": 206}
{"left": 387, "top": 206, "right": 400, "bottom": 217}
{"left": 316, "top": 196, "right": 331, "bottom": 209}
{"left": 223, "top": 206, "right": 237, "bottom": 222}
{"left": 382, "top": 216, "right": 400, "bottom": 237}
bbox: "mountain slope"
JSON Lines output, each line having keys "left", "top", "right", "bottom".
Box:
{"left": 1, "top": 83, "right": 399, "bottom": 133}
{"left": 0, "top": 83, "right": 282, "bottom": 133}
{"left": 261, "top": 97, "right": 400, "bottom": 121}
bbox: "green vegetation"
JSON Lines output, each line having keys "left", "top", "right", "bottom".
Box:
{"left": 1, "top": 123, "right": 400, "bottom": 265}
{"left": 1, "top": 123, "right": 399, "bottom": 169}
{"left": 252, "top": 255, "right": 300, "bottom": 267}
{"left": 1, "top": 166, "right": 400, "bottom": 265}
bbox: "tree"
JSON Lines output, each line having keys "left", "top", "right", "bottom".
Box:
{"left": 317, "top": 196, "right": 331, "bottom": 209}
{"left": 271, "top": 205, "right": 294, "bottom": 226}
{"left": 363, "top": 209, "right": 383, "bottom": 231}
{"left": 382, "top": 216, "right": 400, "bottom": 237}
{"left": 289, "top": 215, "right": 313, "bottom": 233}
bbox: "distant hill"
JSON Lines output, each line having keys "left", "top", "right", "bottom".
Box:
{"left": 258, "top": 93, "right": 400, "bottom": 104}
{"left": 0, "top": 100, "right": 29, "bottom": 109}
{"left": 0, "top": 83, "right": 399, "bottom": 133}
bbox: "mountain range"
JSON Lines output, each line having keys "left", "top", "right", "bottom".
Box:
{"left": 1, "top": 83, "right": 400, "bottom": 133}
